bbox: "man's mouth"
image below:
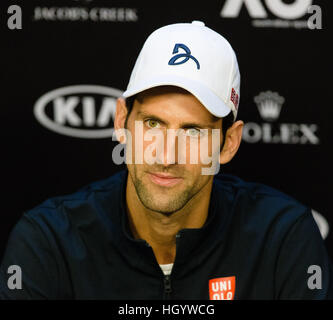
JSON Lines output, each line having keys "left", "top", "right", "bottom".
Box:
{"left": 147, "top": 172, "right": 183, "bottom": 187}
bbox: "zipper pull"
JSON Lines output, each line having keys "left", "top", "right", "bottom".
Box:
{"left": 164, "top": 275, "right": 172, "bottom": 299}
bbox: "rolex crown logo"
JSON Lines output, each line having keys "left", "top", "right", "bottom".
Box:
{"left": 254, "top": 91, "right": 285, "bottom": 122}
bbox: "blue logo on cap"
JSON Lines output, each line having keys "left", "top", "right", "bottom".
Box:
{"left": 168, "top": 43, "right": 200, "bottom": 70}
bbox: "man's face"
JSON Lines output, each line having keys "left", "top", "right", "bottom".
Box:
{"left": 124, "top": 86, "right": 223, "bottom": 215}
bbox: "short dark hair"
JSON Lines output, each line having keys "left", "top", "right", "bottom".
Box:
{"left": 124, "top": 95, "right": 234, "bottom": 151}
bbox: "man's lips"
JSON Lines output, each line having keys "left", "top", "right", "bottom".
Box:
{"left": 148, "top": 172, "right": 183, "bottom": 187}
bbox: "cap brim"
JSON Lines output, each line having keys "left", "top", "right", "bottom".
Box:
{"left": 122, "top": 74, "right": 231, "bottom": 118}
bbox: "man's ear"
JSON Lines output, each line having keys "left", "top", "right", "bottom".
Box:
{"left": 219, "top": 120, "right": 244, "bottom": 165}
{"left": 114, "top": 97, "right": 128, "bottom": 144}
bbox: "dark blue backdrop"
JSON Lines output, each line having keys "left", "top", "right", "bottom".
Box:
{"left": 1, "top": 0, "right": 331, "bottom": 260}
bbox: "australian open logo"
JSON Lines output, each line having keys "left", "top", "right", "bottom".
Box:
{"left": 168, "top": 43, "right": 200, "bottom": 70}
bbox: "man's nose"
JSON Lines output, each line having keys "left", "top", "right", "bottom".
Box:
{"left": 155, "top": 129, "right": 179, "bottom": 166}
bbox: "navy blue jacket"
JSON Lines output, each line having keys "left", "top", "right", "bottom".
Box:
{"left": 0, "top": 170, "right": 332, "bottom": 299}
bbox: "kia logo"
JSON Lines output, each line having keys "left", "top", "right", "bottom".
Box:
{"left": 34, "top": 85, "right": 123, "bottom": 138}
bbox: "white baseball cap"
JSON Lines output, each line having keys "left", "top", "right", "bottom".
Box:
{"left": 123, "top": 20, "right": 240, "bottom": 120}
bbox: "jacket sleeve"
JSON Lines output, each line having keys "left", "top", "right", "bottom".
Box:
{"left": 0, "top": 214, "right": 60, "bottom": 299}
{"left": 275, "top": 209, "right": 333, "bottom": 299}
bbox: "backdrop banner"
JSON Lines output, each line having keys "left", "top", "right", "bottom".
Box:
{"left": 1, "top": 1, "right": 331, "bottom": 263}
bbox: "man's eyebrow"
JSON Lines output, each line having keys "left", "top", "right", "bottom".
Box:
{"left": 136, "top": 111, "right": 168, "bottom": 125}
{"left": 180, "top": 122, "right": 216, "bottom": 129}
{"left": 136, "top": 111, "right": 218, "bottom": 129}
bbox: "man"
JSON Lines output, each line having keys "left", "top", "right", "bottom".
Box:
{"left": 0, "top": 21, "right": 332, "bottom": 300}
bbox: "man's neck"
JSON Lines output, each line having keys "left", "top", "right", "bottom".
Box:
{"left": 125, "top": 176, "right": 213, "bottom": 265}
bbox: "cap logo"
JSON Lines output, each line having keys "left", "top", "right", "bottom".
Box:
{"left": 168, "top": 43, "right": 200, "bottom": 70}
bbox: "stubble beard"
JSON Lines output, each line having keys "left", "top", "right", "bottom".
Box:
{"left": 129, "top": 165, "right": 196, "bottom": 216}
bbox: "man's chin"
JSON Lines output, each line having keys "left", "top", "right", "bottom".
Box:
{"left": 139, "top": 197, "right": 182, "bottom": 216}
{"left": 137, "top": 190, "right": 190, "bottom": 216}
{"left": 132, "top": 172, "right": 192, "bottom": 215}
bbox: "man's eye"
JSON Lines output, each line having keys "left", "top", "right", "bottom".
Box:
{"left": 185, "top": 128, "right": 201, "bottom": 137}
{"left": 146, "top": 119, "right": 160, "bottom": 129}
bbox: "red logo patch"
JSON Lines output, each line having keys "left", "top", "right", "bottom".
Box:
{"left": 230, "top": 88, "right": 239, "bottom": 110}
{"left": 209, "top": 276, "right": 236, "bottom": 300}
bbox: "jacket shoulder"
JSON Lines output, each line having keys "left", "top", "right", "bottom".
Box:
{"left": 213, "top": 173, "right": 310, "bottom": 226}
{"left": 23, "top": 170, "right": 126, "bottom": 229}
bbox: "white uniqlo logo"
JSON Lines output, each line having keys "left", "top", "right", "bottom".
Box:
{"left": 209, "top": 276, "right": 236, "bottom": 300}
{"left": 221, "top": 0, "right": 313, "bottom": 19}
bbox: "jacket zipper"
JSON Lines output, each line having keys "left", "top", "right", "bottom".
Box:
{"left": 163, "top": 275, "right": 172, "bottom": 299}
{"left": 162, "top": 231, "right": 181, "bottom": 299}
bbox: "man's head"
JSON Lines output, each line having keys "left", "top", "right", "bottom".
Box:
{"left": 114, "top": 21, "right": 243, "bottom": 215}
{"left": 114, "top": 86, "right": 243, "bottom": 215}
